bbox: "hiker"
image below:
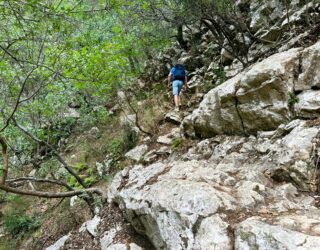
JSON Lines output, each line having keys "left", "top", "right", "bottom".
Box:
{"left": 167, "top": 63, "right": 188, "bottom": 111}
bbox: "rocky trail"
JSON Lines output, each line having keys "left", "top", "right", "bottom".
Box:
{"left": 47, "top": 41, "right": 320, "bottom": 249}
{"left": 45, "top": 1, "right": 320, "bottom": 249}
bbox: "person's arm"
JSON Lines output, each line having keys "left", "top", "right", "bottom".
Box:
{"left": 184, "top": 76, "right": 188, "bottom": 90}
{"left": 167, "top": 73, "right": 172, "bottom": 88}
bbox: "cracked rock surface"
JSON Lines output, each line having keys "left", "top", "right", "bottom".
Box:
{"left": 182, "top": 42, "right": 320, "bottom": 138}
{"left": 108, "top": 118, "right": 320, "bottom": 249}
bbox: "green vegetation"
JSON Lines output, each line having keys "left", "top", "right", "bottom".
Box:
{"left": 213, "top": 67, "right": 227, "bottom": 85}
{"left": 0, "top": 0, "right": 254, "bottom": 202}
{"left": 4, "top": 213, "right": 40, "bottom": 236}
{"left": 288, "top": 92, "right": 300, "bottom": 105}
{"left": 171, "top": 138, "right": 183, "bottom": 151}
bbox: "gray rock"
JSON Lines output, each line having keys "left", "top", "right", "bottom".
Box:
{"left": 258, "top": 26, "right": 282, "bottom": 42}
{"left": 45, "top": 234, "right": 70, "bottom": 250}
{"left": 183, "top": 47, "right": 305, "bottom": 138}
{"left": 70, "top": 196, "right": 78, "bottom": 207}
{"left": 296, "top": 41, "right": 320, "bottom": 91}
{"left": 295, "top": 90, "right": 320, "bottom": 118}
{"left": 193, "top": 215, "right": 232, "bottom": 250}
{"left": 96, "top": 157, "right": 112, "bottom": 177}
{"left": 79, "top": 215, "right": 101, "bottom": 237}
{"left": 281, "top": 2, "right": 317, "bottom": 27}
{"left": 157, "top": 128, "right": 181, "bottom": 145}
{"left": 104, "top": 243, "right": 142, "bottom": 250}
{"left": 109, "top": 121, "right": 320, "bottom": 249}
{"left": 235, "top": 214, "right": 320, "bottom": 250}
{"left": 165, "top": 111, "right": 182, "bottom": 125}
{"left": 108, "top": 161, "right": 236, "bottom": 250}
{"left": 249, "top": 1, "right": 283, "bottom": 32}
{"left": 271, "top": 124, "right": 320, "bottom": 191}
{"left": 100, "top": 224, "right": 124, "bottom": 250}
{"left": 235, "top": 181, "right": 266, "bottom": 209}
{"left": 100, "top": 229, "right": 117, "bottom": 250}
{"left": 125, "top": 145, "right": 148, "bottom": 162}
{"left": 120, "top": 114, "right": 140, "bottom": 134}
{"left": 224, "top": 60, "right": 243, "bottom": 78}
{"left": 28, "top": 169, "right": 37, "bottom": 177}
{"left": 143, "top": 150, "right": 159, "bottom": 164}
{"left": 220, "top": 48, "right": 234, "bottom": 64}
{"left": 179, "top": 56, "right": 203, "bottom": 72}
{"left": 187, "top": 75, "right": 203, "bottom": 90}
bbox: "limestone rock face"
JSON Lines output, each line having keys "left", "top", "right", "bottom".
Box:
{"left": 193, "top": 215, "right": 232, "bottom": 250}
{"left": 165, "top": 111, "right": 182, "bottom": 125}
{"left": 125, "top": 145, "right": 149, "bottom": 162}
{"left": 108, "top": 120, "right": 319, "bottom": 250}
{"left": 270, "top": 122, "right": 320, "bottom": 191}
{"left": 183, "top": 41, "right": 320, "bottom": 138}
{"left": 296, "top": 90, "right": 320, "bottom": 118}
{"left": 297, "top": 41, "right": 320, "bottom": 91}
{"left": 235, "top": 212, "right": 320, "bottom": 250}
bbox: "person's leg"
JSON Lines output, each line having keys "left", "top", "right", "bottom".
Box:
{"left": 172, "top": 81, "right": 180, "bottom": 108}
{"left": 177, "top": 81, "right": 183, "bottom": 107}
{"left": 174, "top": 95, "right": 179, "bottom": 107}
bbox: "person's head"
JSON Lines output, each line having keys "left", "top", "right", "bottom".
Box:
{"left": 166, "top": 62, "right": 172, "bottom": 70}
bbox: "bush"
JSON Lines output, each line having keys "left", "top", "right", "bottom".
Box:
{"left": 213, "top": 67, "right": 226, "bottom": 85}
{"left": 107, "top": 126, "right": 138, "bottom": 160}
{"left": 171, "top": 138, "right": 182, "bottom": 151}
{"left": 288, "top": 91, "right": 299, "bottom": 105}
{"left": 4, "top": 213, "right": 40, "bottom": 236}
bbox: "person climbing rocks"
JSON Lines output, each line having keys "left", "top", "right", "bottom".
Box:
{"left": 167, "top": 63, "right": 188, "bottom": 111}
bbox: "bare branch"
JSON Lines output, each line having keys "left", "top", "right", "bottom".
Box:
{"left": 6, "top": 177, "right": 73, "bottom": 190}
{"left": 0, "top": 68, "right": 36, "bottom": 133}
{"left": 13, "top": 120, "right": 87, "bottom": 188}
{"left": 123, "top": 92, "right": 152, "bottom": 136}
{"left": 0, "top": 137, "right": 8, "bottom": 184}
{"left": 0, "top": 184, "right": 104, "bottom": 198}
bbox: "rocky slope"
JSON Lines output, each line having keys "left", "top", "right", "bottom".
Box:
{"left": 46, "top": 1, "right": 320, "bottom": 249}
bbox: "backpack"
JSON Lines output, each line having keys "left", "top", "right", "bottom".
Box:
{"left": 171, "top": 64, "right": 186, "bottom": 81}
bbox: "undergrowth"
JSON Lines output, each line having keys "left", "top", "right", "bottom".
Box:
{"left": 4, "top": 214, "right": 40, "bottom": 236}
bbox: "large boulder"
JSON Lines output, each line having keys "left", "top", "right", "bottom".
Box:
{"left": 183, "top": 41, "right": 320, "bottom": 138}
{"left": 270, "top": 121, "right": 320, "bottom": 191}
{"left": 295, "top": 90, "right": 320, "bottom": 118}
{"left": 296, "top": 41, "right": 320, "bottom": 91}
{"left": 183, "top": 47, "right": 302, "bottom": 138}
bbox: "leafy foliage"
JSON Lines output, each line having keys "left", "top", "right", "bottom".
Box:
{"left": 288, "top": 92, "right": 300, "bottom": 105}
{"left": 4, "top": 213, "right": 40, "bottom": 236}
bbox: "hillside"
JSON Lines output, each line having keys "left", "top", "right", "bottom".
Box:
{"left": 0, "top": 1, "right": 320, "bottom": 250}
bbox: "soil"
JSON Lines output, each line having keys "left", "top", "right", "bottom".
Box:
{"left": 61, "top": 203, "right": 155, "bottom": 250}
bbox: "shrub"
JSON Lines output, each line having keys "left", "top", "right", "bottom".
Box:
{"left": 4, "top": 213, "right": 40, "bottom": 236}
{"left": 171, "top": 138, "right": 182, "bottom": 151}
{"left": 288, "top": 92, "right": 299, "bottom": 105}
{"left": 213, "top": 67, "right": 226, "bottom": 85}
{"left": 106, "top": 126, "right": 138, "bottom": 160}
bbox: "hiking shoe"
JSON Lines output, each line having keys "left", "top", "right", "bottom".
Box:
{"left": 174, "top": 107, "right": 179, "bottom": 112}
